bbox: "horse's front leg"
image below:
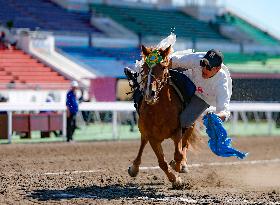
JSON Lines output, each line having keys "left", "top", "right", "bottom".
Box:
{"left": 149, "top": 139, "right": 182, "bottom": 187}
{"left": 128, "top": 136, "right": 148, "bottom": 177}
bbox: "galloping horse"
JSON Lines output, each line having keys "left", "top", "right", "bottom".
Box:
{"left": 128, "top": 45, "right": 200, "bottom": 187}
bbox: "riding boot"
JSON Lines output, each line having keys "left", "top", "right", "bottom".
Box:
{"left": 124, "top": 67, "right": 139, "bottom": 89}
{"left": 133, "top": 88, "right": 143, "bottom": 114}
{"left": 124, "top": 67, "right": 143, "bottom": 114}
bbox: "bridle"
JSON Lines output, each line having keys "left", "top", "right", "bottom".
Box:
{"left": 140, "top": 49, "right": 170, "bottom": 104}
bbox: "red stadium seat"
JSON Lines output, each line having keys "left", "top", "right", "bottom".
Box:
{"left": 0, "top": 48, "right": 70, "bottom": 89}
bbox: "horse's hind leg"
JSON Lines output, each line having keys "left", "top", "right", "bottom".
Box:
{"left": 128, "top": 136, "right": 148, "bottom": 177}
{"left": 180, "top": 125, "right": 195, "bottom": 173}
{"left": 169, "top": 129, "right": 184, "bottom": 173}
{"left": 172, "top": 136, "right": 184, "bottom": 173}
{"left": 149, "top": 139, "right": 181, "bottom": 187}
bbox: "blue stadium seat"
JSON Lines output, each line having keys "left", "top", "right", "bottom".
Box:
{"left": 0, "top": 0, "right": 102, "bottom": 33}
{"left": 59, "top": 46, "right": 141, "bottom": 78}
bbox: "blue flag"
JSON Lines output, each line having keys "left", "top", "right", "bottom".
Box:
{"left": 203, "top": 112, "right": 248, "bottom": 159}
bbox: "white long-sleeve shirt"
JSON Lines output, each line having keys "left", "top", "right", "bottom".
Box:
{"left": 171, "top": 51, "right": 232, "bottom": 120}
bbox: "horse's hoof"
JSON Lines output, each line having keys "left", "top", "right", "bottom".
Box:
{"left": 128, "top": 166, "right": 139, "bottom": 177}
{"left": 172, "top": 177, "right": 183, "bottom": 189}
{"left": 180, "top": 164, "right": 189, "bottom": 173}
{"left": 170, "top": 160, "right": 187, "bottom": 173}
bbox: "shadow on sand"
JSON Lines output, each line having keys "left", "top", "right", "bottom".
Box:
{"left": 27, "top": 183, "right": 168, "bottom": 201}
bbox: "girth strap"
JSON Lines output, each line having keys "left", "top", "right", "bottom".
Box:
{"left": 169, "top": 69, "right": 196, "bottom": 106}
{"left": 169, "top": 80, "right": 184, "bottom": 103}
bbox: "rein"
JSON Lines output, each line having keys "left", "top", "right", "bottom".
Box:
{"left": 140, "top": 62, "right": 170, "bottom": 101}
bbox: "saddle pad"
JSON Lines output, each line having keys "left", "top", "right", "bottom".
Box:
{"left": 169, "top": 69, "right": 196, "bottom": 104}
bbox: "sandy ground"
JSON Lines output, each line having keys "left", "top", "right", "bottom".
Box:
{"left": 0, "top": 136, "right": 280, "bottom": 204}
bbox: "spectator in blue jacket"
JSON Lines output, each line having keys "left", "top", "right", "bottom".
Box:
{"left": 66, "top": 81, "right": 79, "bottom": 142}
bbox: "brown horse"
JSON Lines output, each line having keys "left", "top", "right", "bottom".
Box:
{"left": 128, "top": 45, "right": 200, "bottom": 187}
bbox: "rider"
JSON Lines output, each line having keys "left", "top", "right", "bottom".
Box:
{"left": 124, "top": 49, "right": 232, "bottom": 129}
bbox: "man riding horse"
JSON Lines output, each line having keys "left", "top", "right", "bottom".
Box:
{"left": 125, "top": 47, "right": 232, "bottom": 130}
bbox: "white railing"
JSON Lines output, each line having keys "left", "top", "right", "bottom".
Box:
{"left": 0, "top": 102, "right": 279, "bottom": 143}
{"left": 210, "top": 103, "right": 280, "bottom": 136}
{"left": 0, "top": 103, "right": 67, "bottom": 144}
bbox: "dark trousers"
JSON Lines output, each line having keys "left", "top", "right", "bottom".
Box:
{"left": 67, "top": 114, "right": 76, "bottom": 141}
{"left": 180, "top": 95, "right": 210, "bottom": 128}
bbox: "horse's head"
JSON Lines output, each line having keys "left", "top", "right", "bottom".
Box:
{"left": 140, "top": 45, "right": 172, "bottom": 105}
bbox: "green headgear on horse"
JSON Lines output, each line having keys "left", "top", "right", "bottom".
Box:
{"left": 145, "top": 50, "right": 163, "bottom": 68}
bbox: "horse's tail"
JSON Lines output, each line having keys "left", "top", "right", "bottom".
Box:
{"left": 184, "top": 120, "right": 204, "bottom": 151}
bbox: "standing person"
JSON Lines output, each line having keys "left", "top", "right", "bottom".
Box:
{"left": 66, "top": 81, "right": 79, "bottom": 142}
{"left": 0, "top": 32, "right": 7, "bottom": 49}
{"left": 0, "top": 31, "right": 13, "bottom": 50}
{"left": 124, "top": 48, "right": 232, "bottom": 130}
{"left": 0, "top": 32, "right": 5, "bottom": 44}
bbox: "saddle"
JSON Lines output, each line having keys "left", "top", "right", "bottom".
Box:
{"left": 169, "top": 69, "right": 196, "bottom": 106}
{"left": 124, "top": 68, "right": 196, "bottom": 113}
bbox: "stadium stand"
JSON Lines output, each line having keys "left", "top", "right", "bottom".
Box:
{"left": 59, "top": 46, "right": 140, "bottom": 78}
{"left": 58, "top": 46, "right": 280, "bottom": 79}
{"left": 216, "top": 12, "right": 280, "bottom": 46}
{"left": 223, "top": 52, "right": 280, "bottom": 101}
{"left": 0, "top": 44, "right": 70, "bottom": 89}
{"left": 0, "top": 0, "right": 101, "bottom": 34}
{"left": 224, "top": 53, "right": 280, "bottom": 74}
{"left": 91, "top": 4, "right": 229, "bottom": 41}
{"left": 224, "top": 53, "right": 280, "bottom": 64}
{"left": 0, "top": 0, "right": 278, "bottom": 103}
{"left": 231, "top": 78, "right": 280, "bottom": 102}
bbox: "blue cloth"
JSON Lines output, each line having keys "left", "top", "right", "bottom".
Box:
{"left": 203, "top": 113, "right": 248, "bottom": 159}
{"left": 66, "top": 90, "right": 78, "bottom": 115}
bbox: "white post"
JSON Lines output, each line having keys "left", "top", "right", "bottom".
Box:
{"left": 240, "top": 111, "right": 248, "bottom": 129}
{"left": 265, "top": 112, "right": 273, "bottom": 135}
{"left": 62, "top": 111, "right": 67, "bottom": 141}
{"left": 7, "top": 111, "right": 12, "bottom": 144}
{"left": 232, "top": 111, "right": 238, "bottom": 135}
{"left": 112, "top": 111, "right": 118, "bottom": 140}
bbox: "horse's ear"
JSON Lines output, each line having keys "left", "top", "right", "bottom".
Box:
{"left": 141, "top": 45, "right": 150, "bottom": 57}
{"left": 160, "top": 45, "right": 172, "bottom": 59}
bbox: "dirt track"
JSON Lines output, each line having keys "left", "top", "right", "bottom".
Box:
{"left": 0, "top": 136, "right": 280, "bottom": 204}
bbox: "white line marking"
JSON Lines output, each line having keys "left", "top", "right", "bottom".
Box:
{"left": 41, "top": 160, "right": 280, "bottom": 204}
{"left": 138, "top": 196, "right": 280, "bottom": 204}
{"left": 137, "top": 196, "right": 197, "bottom": 203}
{"left": 139, "top": 158, "right": 280, "bottom": 170}
{"left": 43, "top": 159, "right": 280, "bottom": 175}
{"left": 44, "top": 170, "right": 104, "bottom": 175}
